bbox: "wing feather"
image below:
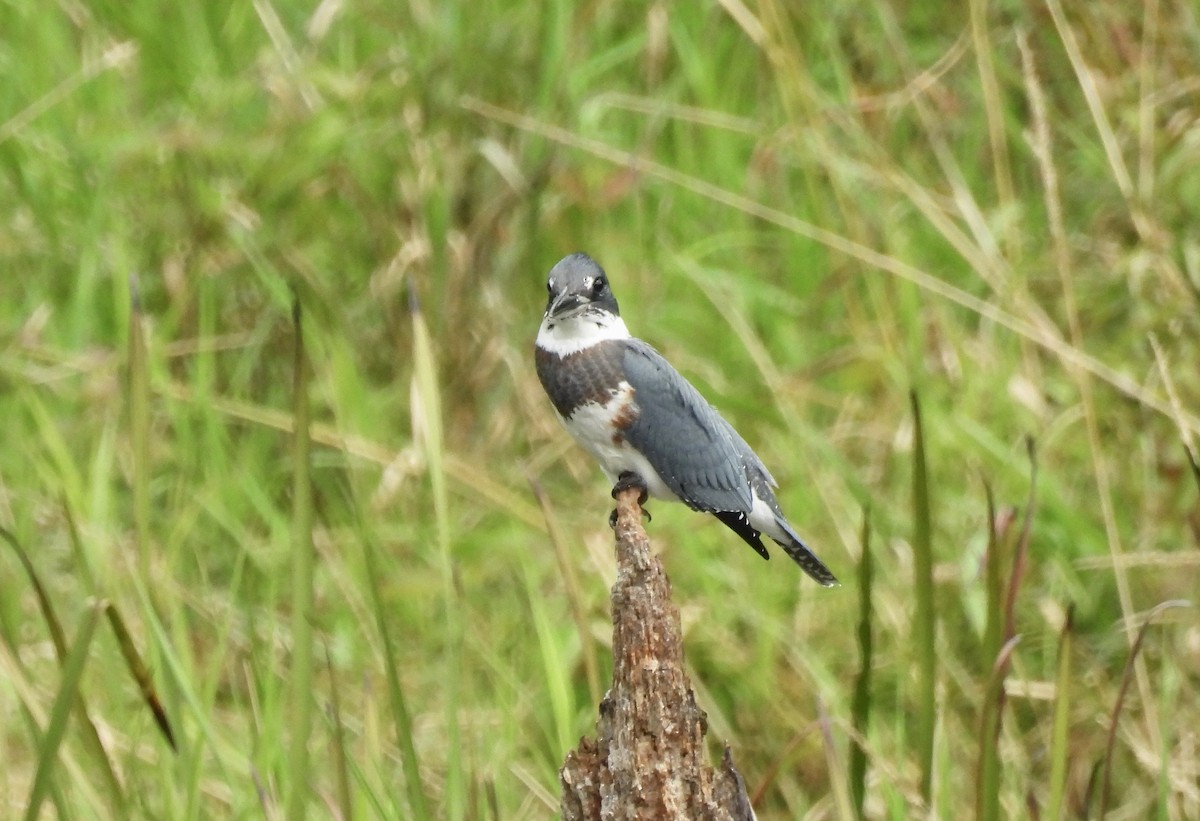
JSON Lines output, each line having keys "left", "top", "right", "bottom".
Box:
{"left": 620, "top": 340, "right": 758, "bottom": 513}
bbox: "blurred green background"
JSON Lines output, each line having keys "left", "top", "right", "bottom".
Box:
{"left": 2, "top": 0, "right": 1198, "bottom": 817}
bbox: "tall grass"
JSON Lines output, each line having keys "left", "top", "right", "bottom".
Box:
{"left": 1, "top": 0, "right": 1198, "bottom": 817}
{"left": 909, "top": 391, "right": 936, "bottom": 807}
{"left": 285, "top": 298, "right": 315, "bottom": 820}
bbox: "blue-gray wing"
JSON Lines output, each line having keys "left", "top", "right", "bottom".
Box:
{"left": 620, "top": 340, "right": 765, "bottom": 514}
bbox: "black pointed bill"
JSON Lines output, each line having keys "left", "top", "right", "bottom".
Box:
{"left": 546, "top": 291, "right": 590, "bottom": 320}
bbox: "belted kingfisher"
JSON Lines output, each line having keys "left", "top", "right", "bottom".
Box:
{"left": 534, "top": 253, "right": 837, "bottom": 587}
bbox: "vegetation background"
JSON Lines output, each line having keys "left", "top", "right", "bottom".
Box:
{"left": 1, "top": 0, "right": 1198, "bottom": 818}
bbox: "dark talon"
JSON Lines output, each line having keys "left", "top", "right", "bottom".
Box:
{"left": 610, "top": 471, "right": 652, "bottom": 525}
{"left": 610, "top": 506, "right": 651, "bottom": 528}
{"left": 612, "top": 471, "right": 649, "bottom": 507}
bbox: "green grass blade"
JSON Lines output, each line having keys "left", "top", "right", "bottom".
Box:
{"left": 1149, "top": 333, "right": 1200, "bottom": 498}
{"left": 286, "top": 296, "right": 316, "bottom": 820}
{"left": 530, "top": 477, "right": 601, "bottom": 706}
{"left": 981, "top": 482, "right": 1005, "bottom": 674}
{"left": 410, "top": 286, "right": 464, "bottom": 819}
{"left": 975, "top": 635, "right": 1020, "bottom": 821}
{"left": 128, "top": 274, "right": 151, "bottom": 581}
{"left": 1, "top": 527, "right": 125, "bottom": 809}
{"left": 817, "top": 696, "right": 855, "bottom": 821}
{"left": 524, "top": 562, "right": 574, "bottom": 757}
{"left": 103, "top": 601, "right": 177, "bottom": 750}
{"left": 1003, "top": 440, "right": 1038, "bottom": 642}
{"left": 324, "top": 644, "right": 353, "bottom": 821}
{"left": 60, "top": 496, "right": 99, "bottom": 595}
{"left": 356, "top": 503, "right": 432, "bottom": 818}
{"left": 25, "top": 600, "right": 105, "bottom": 821}
{"left": 1098, "top": 600, "right": 1191, "bottom": 818}
{"left": 910, "top": 390, "right": 936, "bottom": 804}
{"left": 0, "top": 526, "right": 69, "bottom": 660}
{"left": 1046, "top": 605, "right": 1074, "bottom": 821}
{"left": 849, "top": 508, "right": 873, "bottom": 820}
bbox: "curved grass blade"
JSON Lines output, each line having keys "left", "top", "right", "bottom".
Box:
{"left": 103, "top": 601, "right": 177, "bottom": 750}
{"left": 0, "top": 527, "right": 126, "bottom": 806}
{"left": 975, "top": 634, "right": 1021, "bottom": 821}
{"left": 24, "top": 600, "right": 105, "bottom": 821}
{"left": 1003, "top": 439, "right": 1037, "bottom": 643}
{"left": 1098, "top": 599, "right": 1191, "bottom": 818}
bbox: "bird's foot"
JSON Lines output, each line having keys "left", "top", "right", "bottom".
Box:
{"left": 611, "top": 471, "right": 649, "bottom": 506}
{"left": 610, "top": 471, "right": 651, "bottom": 527}
{"left": 609, "top": 506, "right": 652, "bottom": 529}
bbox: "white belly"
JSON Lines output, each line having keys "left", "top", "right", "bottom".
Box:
{"left": 559, "top": 388, "right": 680, "bottom": 503}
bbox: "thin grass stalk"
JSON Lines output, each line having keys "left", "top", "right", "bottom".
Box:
{"left": 530, "top": 478, "right": 600, "bottom": 705}
{"left": 1098, "top": 600, "right": 1191, "bottom": 818}
{"left": 849, "top": 508, "right": 873, "bottom": 820}
{"left": 356, "top": 504, "right": 432, "bottom": 818}
{"left": 0, "top": 527, "right": 125, "bottom": 808}
{"left": 817, "top": 696, "right": 855, "bottom": 821}
{"left": 968, "top": 0, "right": 1017, "bottom": 261}
{"left": 1154, "top": 672, "right": 1175, "bottom": 821}
{"left": 409, "top": 286, "right": 465, "bottom": 818}
{"left": 128, "top": 275, "right": 151, "bottom": 582}
{"left": 286, "top": 297, "right": 315, "bottom": 821}
{"left": 524, "top": 562, "right": 574, "bottom": 757}
{"left": 1004, "top": 440, "right": 1037, "bottom": 644}
{"left": 1046, "top": 605, "right": 1074, "bottom": 821}
{"left": 871, "top": 4, "right": 1009, "bottom": 295}
{"left": 909, "top": 390, "right": 936, "bottom": 803}
{"left": 1149, "top": 334, "right": 1200, "bottom": 498}
{"left": 976, "top": 635, "right": 1021, "bottom": 821}
{"left": 1041, "top": 0, "right": 1135, "bottom": 213}
{"left": 977, "top": 482, "right": 1004, "bottom": 818}
{"left": 60, "top": 497, "right": 98, "bottom": 594}
{"left": 977, "top": 446, "right": 1037, "bottom": 819}
{"left": 0, "top": 644, "right": 76, "bottom": 817}
{"left": 24, "top": 599, "right": 106, "bottom": 821}
{"left": 324, "top": 644, "right": 353, "bottom": 820}
{"left": 104, "top": 602, "right": 176, "bottom": 750}
{"left": 0, "top": 524, "right": 68, "bottom": 672}
{"left": 122, "top": 560, "right": 247, "bottom": 779}
{"left": 981, "top": 483, "right": 1004, "bottom": 674}
{"left": 1019, "top": 27, "right": 1160, "bottom": 752}
{"left": 1136, "top": 0, "right": 1161, "bottom": 203}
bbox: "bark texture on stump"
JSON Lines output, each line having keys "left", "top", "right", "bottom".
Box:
{"left": 560, "top": 487, "right": 756, "bottom": 821}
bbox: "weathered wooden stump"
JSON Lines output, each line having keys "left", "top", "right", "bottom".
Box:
{"left": 560, "top": 486, "right": 756, "bottom": 821}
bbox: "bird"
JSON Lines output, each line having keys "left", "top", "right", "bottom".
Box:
{"left": 534, "top": 252, "right": 837, "bottom": 587}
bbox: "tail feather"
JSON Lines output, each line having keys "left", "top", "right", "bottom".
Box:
{"left": 772, "top": 517, "right": 839, "bottom": 587}
{"left": 713, "top": 510, "right": 771, "bottom": 560}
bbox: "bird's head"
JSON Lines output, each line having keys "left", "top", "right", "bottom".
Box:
{"left": 543, "top": 253, "right": 620, "bottom": 325}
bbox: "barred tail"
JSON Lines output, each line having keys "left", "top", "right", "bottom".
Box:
{"left": 772, "top": 517, "right": 839, "bottom": 587}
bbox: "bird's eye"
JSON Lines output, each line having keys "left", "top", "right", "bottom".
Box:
{"left": 546, "top": 278, "right": 554, "bottom": 293}
{"left": 592, "top": 276, "right": 606, "bottom": 296}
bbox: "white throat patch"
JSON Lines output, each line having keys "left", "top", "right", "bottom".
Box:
{"left": 536, "top": 310, "right": 631, "bottom": 357}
